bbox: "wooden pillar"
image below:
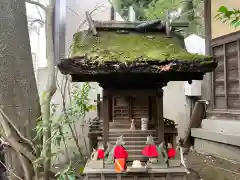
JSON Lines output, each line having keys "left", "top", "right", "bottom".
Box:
{"left": 172, "top": 134, "right": 177, "bottom": 149}
{"left": 97, "top": 94, "right": 101, "bottom": 119}
{"left": 203, "top": 0, "right": 213, "bottom": 109}
{"left": 156, "top": 89, "right": 164, "bottom": 143}
{"left": 103, "top": 89, "right": 111, "bottom": 149}
{"left": 110, "top": 6, "right": 115, "bottom": 20}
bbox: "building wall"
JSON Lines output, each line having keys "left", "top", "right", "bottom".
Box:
{"left": 163, "top": 82, "right": 191, "bottom": 140}
{"left": 211, "top": 0, "right": 240, "bottom": 39}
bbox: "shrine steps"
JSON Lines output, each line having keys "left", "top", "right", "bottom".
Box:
{"left": 109, "top": 136, "right": 158, "bottom": 142}
{"left": 109, "top": 129, "right": 156, "bottom": 135}
{"left": 108, "top": 129, "right": 159, "bottom": 161}
{"left": 109, "top": 122, "right": 132, "bottom": 129}
{"left": 109, "top": 121, "right": 154, "bottom": 129}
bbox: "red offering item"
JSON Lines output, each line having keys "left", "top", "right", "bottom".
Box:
{"left": 114, "top": 145, "right": 128, "bottom": 160}
{"left": 97, "top": 149, "right": 104, "bottom": 159}
{"left": 168, "top": 148, "right": 176, "bottom": 159}
{"left": 142, "top": 144, "right": 158, "bottom": 157}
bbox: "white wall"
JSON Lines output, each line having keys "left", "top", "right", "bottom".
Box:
{"left": 163, "top": 82, "right": 191, "bottom": 139}
{"left": 26, "top": 1, "right": 47, "bottom": 68}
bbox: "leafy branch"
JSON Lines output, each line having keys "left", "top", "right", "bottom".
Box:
{"left": 215, "top": 6, "right": 240, "bottom": 28}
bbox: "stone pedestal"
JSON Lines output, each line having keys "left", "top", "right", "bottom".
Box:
{"left": 87, "top": 160, "right": 104, "bottom": 169}
{"left": 104, "top": 163, "right": 114, "bottom": 169}
{"left": 147, "top": 163, "right": 168, "bottom": 169}
{"left": 168, "top": 159, "right": 181, "bottom": 167}
{"left": 84, "top": 161, "right": 188, "bottom": 180}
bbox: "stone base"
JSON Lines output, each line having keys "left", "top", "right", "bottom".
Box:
{"left": 104, "top": 163, "right": 114, "bottom": 169}
{"left": 168, "top": 160, "right": 181, "bottom": 167}
{"left": 84, "top": 166, "right": 188, "bottom": 180}
{"left": 87, "top": 160, "right": 104, "bottom": 169}
{"left": 84, "top": 159, "right": 188, "bottom": 180}
{"left": 193, "top": 138, "right": 240, "bottom": 162}
{"left": 127, "top": 167, "right": 148, "bottom": 173}
{"left": 191, "top": 119, "right": 240, "bottom": 162}
{"left": 147, "top": 163, "right": 168, "bottom": 169}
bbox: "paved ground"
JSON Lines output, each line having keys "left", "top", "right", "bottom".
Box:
{"left": 186, "top": 151, "right": 240, "bottom": 180}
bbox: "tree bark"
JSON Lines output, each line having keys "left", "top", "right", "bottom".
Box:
{"left": 0, "top": 0, "right": 41, "bottom": 179}
{"left": 41, "top": 1, "right": 57, "bottom": 179}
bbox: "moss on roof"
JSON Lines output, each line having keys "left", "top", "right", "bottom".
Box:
{"left": 71, "top": 30, "right": 211, "bottom": 63}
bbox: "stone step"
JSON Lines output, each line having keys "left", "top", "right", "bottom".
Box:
{"left": 124, "top": 144, "right": 146, "bottom": 149}
{"left": 109, "top": 131, "right": 156, "bottom": 137}
{"left": 109, "top": 136, "right": 157, "bottom": 142}
{"left": 111, "top": 120, "right": 131, "bottom": 123}
{"left": 109, "top": 140, "right": 160, "bottom": 146}
{"left": 109, "top": 123, "right": 131, "bottom": 129}
{"left": 109, "top": 129, "right": 156, "bottom": 133}
{"left": 109, "top": 134, "right": 156, "bottom": 138}
{"left": 127, "top": 154, "right": 148, "bottom": 162}
{"left": 126, "top": 149, "right": 143, "bottom": 155}
{"left": 109, "top": 129, "right": 154, "bottom": 132}
{"left": 110, "top": 122, "right": 155, "bottom": 129}
{"left": 111, "top": 120, "right": 143, "bottom": 124}
{"left": 201, "top": 119, "right": 240, "bottom": 134}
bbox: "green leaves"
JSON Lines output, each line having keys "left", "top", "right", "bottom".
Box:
{"left": 218, "top": 6, "right": 228, "bottom": 14}
{"left": 67, "top": 82, "right": 95, "bottom": 121}
{"left": 111, "top": 0, "right": 157, "bottom": 20}
{"left": 144, "top": 0, "right": 182, "bottom": 20}
{"left": 33, "top": 81, "right": 93, "bottom": 179}
{"left": 215, "top": 6, "right": 240, "bottom": 28}
{"left": 56, "top": 164, "right": 76, "bottom": 180}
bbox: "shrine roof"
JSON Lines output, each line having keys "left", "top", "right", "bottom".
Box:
{"left": 57, "top": 21, "right": 217, "bottom": 83}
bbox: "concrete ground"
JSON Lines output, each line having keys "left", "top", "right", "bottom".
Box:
{"left": 186, "top": 151, "right": 240, "bottom": 180}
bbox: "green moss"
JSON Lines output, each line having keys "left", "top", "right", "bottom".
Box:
{"left": 71, "top": 31, "right": 211, "bottom": 62}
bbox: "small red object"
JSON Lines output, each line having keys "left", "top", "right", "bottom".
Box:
{"left": 114, "top": 145, "right": 128, "bottom": 160}
{"left": 97, "top": 149, "right": 104, "bottom": 159}
{"left": 142, "top": 144, "right": 158, "bottom": 157}
{"left": 168, "top": 148, "right": 176, "bottom": 159}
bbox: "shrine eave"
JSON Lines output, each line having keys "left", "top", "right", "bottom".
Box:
{"left": 57, "top": 57, "right": 217, "bottom": 83}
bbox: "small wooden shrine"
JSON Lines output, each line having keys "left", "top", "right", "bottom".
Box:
{"left": 58, "top": 20, "right": 217, "bottom": 180}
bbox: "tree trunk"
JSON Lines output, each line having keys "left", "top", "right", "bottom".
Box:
{"left": 0, "top": 0, "right": 41, "bottom": 179}
{"left": 41, "top": 1, "right": 57, "bottom": 179}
